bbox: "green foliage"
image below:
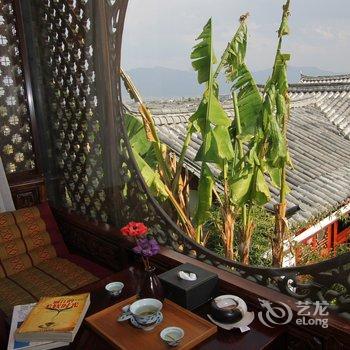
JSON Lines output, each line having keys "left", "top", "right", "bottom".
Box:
{"left": 133, "top": 152, "right": 168, "bottom": 200}
{"left": 191, "top": 18, "right": 217, "bottom": 84}
{"left": 125, "top": 113, "right": 168, "bottom": 200}
{"left": 230, "top": 147, "right": 270, "bottom": 206}
{"left": 224, "top": 21, "right": 262, "bottom": 140}
{"left": 298, "top": 243, "right": 350, "bottom": 266}
{"left": 263, "top": 85, "right": 288, "bottom": 170}
{"left": 246, "top": 206, "right": 274, "bottom": 266}
{"left": 222, "top": 16, "right": 271, "bottom": 210}
{"left": 224, "top": 20, "right": 247, "bottom": 80}
{"left": 233, "top": 65, "right": 263, "bottom": 139}
{"left": 190, "top": 21, "right": 233, "bottom": 166}
{"left": 193, "top": 164, "right": 214, "bottom": 226}
{"left": 125, "top": 113, "right": 152, "bottom": 156}
{"left": 206, "top": 204, "right": 274, "bottom": 266}
{"left": 278, "top": 0, "right": 290, "bottom": 37}
{"left": 190, "top": 96, "right": 233, "bottom": 164}
{"left": 264, "top": 6, "right": 292, "bottom": 187}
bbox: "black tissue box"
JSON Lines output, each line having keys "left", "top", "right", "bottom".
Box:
{"left": 159, "top": 263, "right": 218, "bottom": 310}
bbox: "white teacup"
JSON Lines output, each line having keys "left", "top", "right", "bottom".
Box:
{"left": 118, "top": 298, "right": 163, "bottom": 328}
{"left": 160, "top": 327, "right": 185, "bottom": 347}
{"left": 105, "top": 282, "right": 124, "bottom": 297}
{"left": 130, "top": 298, "right": 163, "bottom": 326}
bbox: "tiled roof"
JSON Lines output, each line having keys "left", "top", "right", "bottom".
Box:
{"left": 289, "top": 88, "right": 350, "bottom": 139}
{"left": 125, "top": 78, "right": 350, "bottom": 226}
{"left": 299, "top": 73, "right": 350, "bottom": 84}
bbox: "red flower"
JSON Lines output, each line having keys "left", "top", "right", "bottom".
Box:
{"left": 120, "top": 222, "right": 148, "bottom": 237}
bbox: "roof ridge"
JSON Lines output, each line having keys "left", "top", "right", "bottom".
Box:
{"left": 288, "top": 83, "right": 350, "bottom": 93}
{"left": 299, "top": 73, "right": 350, "bottom": 84}
{"left": 300, "top": 73, "right": 350, "bottom": 80}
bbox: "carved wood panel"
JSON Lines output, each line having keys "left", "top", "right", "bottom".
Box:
{"left": 37, "top": 0, "right": 110, "bottom": 222}
{"left": 0, "top": 0, "right": 36, "bottom": 174}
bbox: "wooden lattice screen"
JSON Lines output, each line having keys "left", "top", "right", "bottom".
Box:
{"left": 36, "top": 0, "right": 120, "bottom": 223}
{"left": 0, "top": 0, "right": 36, "bottom": 175}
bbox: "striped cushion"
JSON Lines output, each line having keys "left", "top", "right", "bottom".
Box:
{"left": 0, "top": 204, "right": 70, "bottom": 276}
{"left": 0, "top": 203, "right": 103, "bottom": 317}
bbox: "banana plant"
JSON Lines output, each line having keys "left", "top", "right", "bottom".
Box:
{"left": 189, "top": 19, "right": 234, "bottom": 249}
{"left": 223, "top": 1, "right": 292, "bottom": 265}
{"left": 264, "top": 0, "right": 292, "bottom": 267}
{"left": 223, "top": 15, "right": 271, "bottom": 264}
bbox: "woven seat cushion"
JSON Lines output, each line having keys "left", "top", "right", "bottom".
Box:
{"left": 0, "top": 203, "right": 111, "bottom": 317}
{"left": 0, "top": 257, "right": 98, "bottom": 316}
{"left": 0, "top": 204, "right": 69, "bottom": 277}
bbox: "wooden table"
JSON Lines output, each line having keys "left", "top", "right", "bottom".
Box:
{"left": 69, "top": 265, "right": 285, "bottom": 350}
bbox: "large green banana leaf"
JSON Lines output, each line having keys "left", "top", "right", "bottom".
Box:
{"left": 133, "top": 151, "right": 168, "bottom": 200}
{"left": 191, "top": 18, "right": 216, "bottom": 84}
{"left": 230, "top": 167, "right": 270, "bottom": 206}
{"left": 224, "top": 20, "right": 263, "bottom": 139}
{"left": 263, "top": 85, "right": 286, "bottom": 168}
{"left": 190, "top": 92, "right": 231, "bottom": 133}
{"left": 264, "top": 51, "right": 291, "bottom": 187}
{"left": 125, "top": 113, "right": 168, "bottom": 200}
{"left": 125, "top": 113, "right": 152, "bottom": 156}
{"left": 193, "top": 163, "right": 214, "bottom": 226}
{"left": 223, "top": 16, "right": 271, "bottom": 208}
{"left": 230, "top": 144, "right": 271, "bottom": 206}
{"left": 224, "top": 20, "right": 247, "bottom": 80}
{"left": 190, "top": 20, "right": 234, "bottom": 165}
{"left": 265, "top": 52, "right": 290, "bottom": 94}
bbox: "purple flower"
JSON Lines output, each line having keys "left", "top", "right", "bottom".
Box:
{"left": 132, "top": 236, "right": 160, "bottom": 257}
{"left": 142, "top": 249, "right": 153, "bottom": 257}
{"left": 138, "top": 237, "right": 150, "bottom": 249}
{"left": 132, "top": 245, "right": 142, "bottom": 254}
{"left": 149, "top": 238, "right": 160, "bottom": 255}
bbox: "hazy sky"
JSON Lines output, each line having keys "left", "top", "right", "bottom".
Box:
{"left": 122, "top": 0, "right": 350, "bottom": 73}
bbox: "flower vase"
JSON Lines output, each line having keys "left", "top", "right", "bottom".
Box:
{"left": 139, "top": 265, "right": 164, "bottom": 301}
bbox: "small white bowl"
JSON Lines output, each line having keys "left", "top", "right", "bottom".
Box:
{"left": 160, "top": 327, "right": 184, "bottom": 347}
{"left": 105, "top": 282, "right": 124, "bottom": 296}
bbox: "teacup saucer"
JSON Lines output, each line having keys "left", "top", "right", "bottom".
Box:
{"left": 130, "top": 311, "right": 163, "bottom": 331}
{"left": 207, "top": 311, "right": 254, "bottom": 332}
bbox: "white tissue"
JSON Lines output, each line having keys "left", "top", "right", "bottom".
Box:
{"left": 177, "top": 271, "right": 197, "bottom": 281}
{"left": 216, "top": 298, "right": 237, "bottom": 309}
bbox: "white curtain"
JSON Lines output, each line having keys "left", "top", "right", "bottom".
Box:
{"left": 0, "top": 157, "right": 15, "bottom": 213}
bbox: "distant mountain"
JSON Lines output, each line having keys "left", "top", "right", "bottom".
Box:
{"left": 124, "top": 67, "right": 201, "bottom": 99}
{"left": 123, "top": 66, "right": 337, "bottom": 99}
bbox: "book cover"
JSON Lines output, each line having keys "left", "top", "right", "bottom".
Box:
{"left": 7, "top": 303, "right": 69, "bottom": 350}
{"left": 16, "top": 293, "right": 90, "bottom": 337}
